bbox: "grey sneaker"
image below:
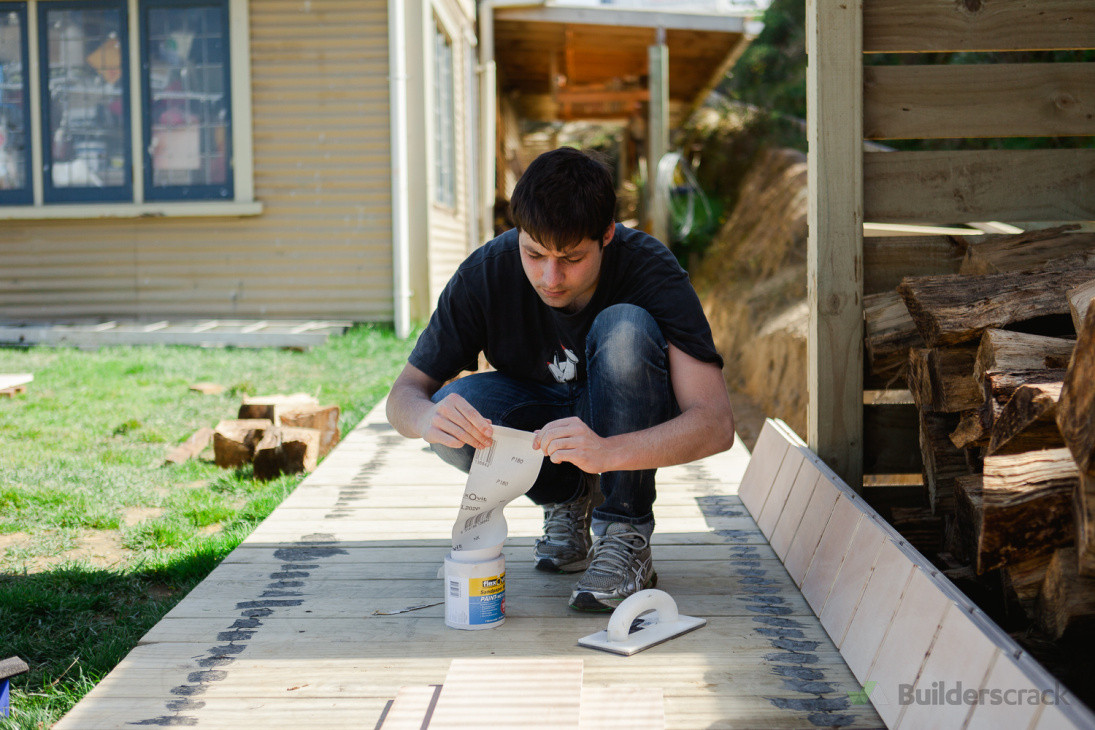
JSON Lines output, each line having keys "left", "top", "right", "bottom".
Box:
{"left": 569, "top": 522, "right": 657, "bottom": 611}
{"left": 532, "top": 491, "right": 593, "bottom": 573}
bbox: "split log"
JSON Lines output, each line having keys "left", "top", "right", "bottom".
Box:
{"left": 252, "top": 427, "right": 321, "bottom": 481}
{"left": 865, "top": 290, "right": 924, "bottom": 379}
{"left": 1058, "top": 305, "right": 1095, "bottom": 476}
{"left": 1076, "top": 473, "right": 1095, "bottom": 577}
{"left": 919, "top": 411, "right": 968, "bottom": 514}
{"left": 239, "top": 393, "right": 318, "bottom": 422}
{"left": 906, "top": 346, "right": 980, "bottom": 412}
{"left": 959, "top": 225, "right": 1095, "bottom": 275}
{"left": 976, "top": 448, "right": 1077, "bottom": 574}
{"left": 897, "top": 264, "right": 1095, "bottom": 347}
{"left": 949, "top": 370, "right": 1067, "bottom": 449}
{"left": 987, "top": 382, "right": 1063, "bottom": 456}
{"left": 213, "top": 419, "right": 273, "bottom": 468}
{"left": 1038, "top": 547, "right": 1095, "bottom": 640}
{"left": 953, "top": 475, "right": 982, "bottom": 565}
{"left": 1058, "top": 305, "right": 1095, "bottom": 576}
{"left": 1002, "top": 553, "right": 1052, "bottom": 619}
{"left": 279, "top": 404, "right": 340, "bottom": 459}
{"left": 164, "top": 427, "right": 214, "bottom": 465}
{"left": 973, "top": 329, "right": 1074, "bottom": 383}
{"left": 1068, "top": 282, "right": 1094, "bottom": 332}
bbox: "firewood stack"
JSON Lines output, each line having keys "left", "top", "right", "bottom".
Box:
{"left": 865, "top": 226, "right": 1095, "bottom": 640}
{"left": 168, "top": 393, "right": 341, "bottom": 481}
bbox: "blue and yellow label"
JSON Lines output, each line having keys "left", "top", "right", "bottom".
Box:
{"left": 468, "top": 572, "right": 505, "bottom": 623}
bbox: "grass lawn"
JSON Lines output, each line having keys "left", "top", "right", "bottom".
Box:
{"left": 0, "top": 325, "right": 414, "bottom": 728}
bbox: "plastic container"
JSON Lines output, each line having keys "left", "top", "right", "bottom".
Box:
{"left": 444, "top": 548, "right": 505, "bottom": 630}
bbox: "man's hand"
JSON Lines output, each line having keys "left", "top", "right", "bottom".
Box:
{"left": 533, "top": 417, "right": 615, "bottom": 473}
{"left": 417, "top": 393, "right": 494, "bottom": 450}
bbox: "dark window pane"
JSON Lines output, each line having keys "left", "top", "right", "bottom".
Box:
{"left": 0, "top": 7, "right": 30, "bottom": 198}
{"left": 44, "top": 5, "right": 129, "bottom": 192}
{"left": 434, "top": 21, "right": 455, "bottom": 207}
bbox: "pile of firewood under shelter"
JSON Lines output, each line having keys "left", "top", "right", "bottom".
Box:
{"left": 865, "top": 225, "right": 1095, "bottom": 643}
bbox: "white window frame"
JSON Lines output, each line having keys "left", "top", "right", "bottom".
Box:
{"left": 0, "top": 0, "right": 259, "bottom": 220}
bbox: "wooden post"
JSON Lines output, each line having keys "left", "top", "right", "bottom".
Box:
{"left": 647, "top": 28, "right": 669, "bottom": 244}
{"left": 807, "top": 0, "right": 864, "bottom": 489}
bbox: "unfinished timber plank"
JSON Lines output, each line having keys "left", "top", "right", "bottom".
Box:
{"left": 864, "top": 64, "right": 1095, "bottom": 140}
{"left": 958, "top": 226, "right": 1095, "bottom": 276}
{"left": 807, "top": 0, "right": 863, "bottom": 490}
{"left": 863, "top": 235, "right": 966, "bottom": 295}
{"left": 429, "top": 658, "right": 582, "bottom": 729}
{"left": 1069, "top": 281, "right": 1095, "bottom": 332}
{"left": 898, "top": 268, "right": 1095, "bottom": 347}
{"left": 579, "top": 686, "right": 665, "bottom": 730}
{"left": 893, "top": 606, "right": 1001, "bottom": 730}
{"left": 864, "top": 149, "right": 1095, "bottom": 224}
{"left": 977, "top": 449, "right": 1078, "bottom": 574}
{"left": 0, "top": 373, "right": 32, "bottom": 391}
{"left": 378, "top": 685, "right": 441, "bottom": 730}
{"left": 737, "top": 419, "right": 792, "bottom": 516}
{"left": 863, "top": 0, "right": 1095, "bottom": 53}
{"left": 988, "top": 382, "right": 1064, "bottom": 456}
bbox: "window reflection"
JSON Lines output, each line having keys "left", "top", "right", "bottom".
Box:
{"left": 0, "top": 8, "right": 29, "bottom": 193}
{"left": 45, "top": 6, "right": 128, "bottom": 190}
{"left": 147, "top": 4, "right": 227, "bottom": 192}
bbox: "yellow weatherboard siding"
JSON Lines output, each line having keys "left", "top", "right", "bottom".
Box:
{"left": 1, "top": 0, "right": 395, "bottom": 322}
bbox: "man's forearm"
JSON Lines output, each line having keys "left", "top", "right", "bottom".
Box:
{"left": 599, "top": 404, "right": 734, "bottom": 473}
{"left": 385, "top": 382, "right": 433, "bottom": 439}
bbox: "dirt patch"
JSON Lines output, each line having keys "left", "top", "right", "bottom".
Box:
{"left": 122, "top": 506, "right": 164, "bottom": 527}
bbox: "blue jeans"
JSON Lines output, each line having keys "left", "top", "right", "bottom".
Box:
{"left": 430, "top": 304, "right": 679, "bottom": 526}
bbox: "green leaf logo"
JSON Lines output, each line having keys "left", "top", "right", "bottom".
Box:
{"left": 848, "top": 681, "right": 877, "bottom": 705}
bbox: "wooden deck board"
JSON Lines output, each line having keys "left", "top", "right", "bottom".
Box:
{"left": 55, "top": 403, "right": 884, "bottom": 729}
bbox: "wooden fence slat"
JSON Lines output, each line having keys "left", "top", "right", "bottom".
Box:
{"left": 863, "top": 0, "right": 1095, "bottom": 53}
{"left": 863, "top": 236, "right": 966, "bottom": 295}
{"left": 865, "top": 63, "right": 1095, "bottom": 140}
{"left": 864, "top": 149, "right": 1095, "bottom": 223}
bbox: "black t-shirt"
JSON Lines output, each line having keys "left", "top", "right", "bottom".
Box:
{"left": 409, "top": 224, "right": 724, "bottom": 386}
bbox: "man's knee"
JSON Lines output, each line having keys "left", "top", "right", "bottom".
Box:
{"left": 587, "top": 304, "right": 667, "bottom": 381}
{"left": 431, "top": 441, "right": 474, "bottom": 474}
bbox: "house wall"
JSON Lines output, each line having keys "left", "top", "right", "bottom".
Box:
{"left": 0, "top": 0, "right": 395, "bottom": 322}
{"left": 405, "top": 0, "right": 477, "bottom": 321}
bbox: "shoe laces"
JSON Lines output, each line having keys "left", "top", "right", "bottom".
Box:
{"left": 542, "top": 498, "right": 588, "bottom": 540}
{"left": 588, "top": 527, "right": 648, "bottom": 574}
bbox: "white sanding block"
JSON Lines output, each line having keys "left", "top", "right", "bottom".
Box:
{"left": 578, "top": 589, "right": 706, "bottom": 656}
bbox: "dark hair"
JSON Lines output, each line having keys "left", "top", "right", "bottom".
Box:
{"left": 508, "top": 147, "right": 615, "bottom": 251}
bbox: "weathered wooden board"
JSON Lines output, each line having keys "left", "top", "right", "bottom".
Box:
{"left": 864, "top": 64, "right": 1095, "bottom": 140}
{"left": 863, "top": 0, "right": 1095, "bottom": 52}
{"left": 864, "top": 149, "right": 1095, "bottom": 224}
{"left": 863, "top": 235, "right": 966, "bottom": 295}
